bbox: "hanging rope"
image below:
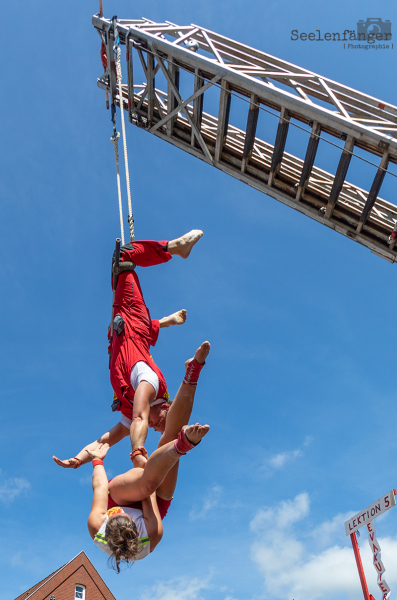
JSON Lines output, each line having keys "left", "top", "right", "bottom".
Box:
{"left": 101, "top": 17, "right": 134, "bottom": 245}
{"left": 114, "top": 44, "right": 135, "bottom": 242}
{"left": 110, "top": 132, "right": 125, "bottom": 246}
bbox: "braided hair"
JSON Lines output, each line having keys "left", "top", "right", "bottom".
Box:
{"left": 105, "top": 515, "right": 139, "bottom": 572}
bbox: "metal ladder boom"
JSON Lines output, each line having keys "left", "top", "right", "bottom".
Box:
{"left": 93, "top": 14, "right": 397, "bottom": 263}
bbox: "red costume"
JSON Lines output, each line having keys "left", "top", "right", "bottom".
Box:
{"left": 109, "top": 240, "right": 172, "bottom": 420}
{"left": 107, "top": 490, "right": 172, "bottom": 520}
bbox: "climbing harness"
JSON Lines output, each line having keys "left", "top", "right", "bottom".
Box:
{"left": 108, "top": 241, "right": 137, "bottom": 354}
{"left": 109, "top": 237, "right": 121, "bottom": 347}
{"left": 112, "top": 261, "right": 136, "bottom": 276}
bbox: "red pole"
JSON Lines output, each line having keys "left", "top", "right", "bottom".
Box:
{"left": 350, "top": 532, "right": 370, "bottom": 600}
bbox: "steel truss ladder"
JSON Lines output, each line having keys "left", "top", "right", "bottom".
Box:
{"left": 93, "top": 14, "right": 397, "bottom": 262}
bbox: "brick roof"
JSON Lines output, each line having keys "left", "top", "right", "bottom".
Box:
{"left": 14, "top": 551, "right": 116, "bottom": 600}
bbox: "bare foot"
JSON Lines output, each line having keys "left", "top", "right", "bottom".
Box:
{"left": 183, "top": 423, "right": 210, "bottom": 445}
{"left": 160, "top": 309, "right": 187, "bottom": 328}
{"left": 167, "top": 230, "right": 203, "bottom": 259}
{"left": 171, "top": 309, "right": 187, "bottom": 325}
{"left": 185, "top": 341, "right": 210, "bottom": 370}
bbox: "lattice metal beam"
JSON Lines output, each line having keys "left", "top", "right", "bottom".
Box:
{"left": 93, "top": 14, "right": 397, "bottom": 263}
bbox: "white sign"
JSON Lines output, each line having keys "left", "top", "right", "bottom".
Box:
{"left": 344, "top": 489, "right": 396, "bottom": 536}
{"left": 367, "top": 521, "right": 391, "bottom": 600}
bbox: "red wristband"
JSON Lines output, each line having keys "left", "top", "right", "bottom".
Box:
{"left": 92, "top": 459, "right": 104, "bottom": 467}
{"left": 73, "top": 457, "right": 82, "bottom": 469}
{"left": 130, "top": 449, "right": 143, "bottom": 462}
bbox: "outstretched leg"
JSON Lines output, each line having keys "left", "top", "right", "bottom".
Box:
{"left": 156, "top": 341, "right": 210, "bottom": 501}
{"left": 109, "top": 423, "right": 210, "bottom": 505}
{"left": 159, "top": 341, "right": 210, "bottom": 446}
{"left": 118, "top": 231, "right": 203, "bottom": 266}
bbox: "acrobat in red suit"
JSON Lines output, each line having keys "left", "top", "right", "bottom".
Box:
{"left": 53, "top": 230, "right": 206, "bottom": 471}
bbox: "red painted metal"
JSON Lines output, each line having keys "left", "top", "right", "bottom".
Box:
{"left": 350, "top": 532, "right": 371, "bottom": 600}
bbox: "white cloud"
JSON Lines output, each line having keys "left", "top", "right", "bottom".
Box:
{"left": 267, "top": 436, "right": 313, "bottom": 470}
{"left": 250, "top": 493, "right": 397, "bottom": 600}
{"left": 0, "top": 470, "right": 30, "bottom": 502}
{"left": 250, "top": 492, "right": 310, "bottom": 531}
{"left": 138, "top": 576, "right": 241, "bottom": 600}
{"left": 189, "top": 485, "right": 223, "bottom": 520}
{"left": 268, "top": 449, "right": 302, "bottom": 469}
{"left": 310, "top": 512, "right": 356, "bottom": 547}
{"left": 139, "top": 576, "right": 210, "bottom": 600}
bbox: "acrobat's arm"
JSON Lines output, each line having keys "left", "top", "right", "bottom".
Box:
{"left": 87, "top": 445, "right": 110, "bottom": 539}
{"left": 53, "top": 421, "right": 129, "bottom": 469}
{"left": 142, "top": 493, "right": 163, "bottom": 552}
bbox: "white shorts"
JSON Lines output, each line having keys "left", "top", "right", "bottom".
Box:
{"left": 130, "top": 361, "right": 159, "bottom": 395}
{"left": 120, "top": 413, "right": 133, "bottom": 429}
{"left": 120, "top": 361, "right": 160, "bottom": 430}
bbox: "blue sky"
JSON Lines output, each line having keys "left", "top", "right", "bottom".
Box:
{"left": 2, "top": 0, "right": 397, "bottom": 599}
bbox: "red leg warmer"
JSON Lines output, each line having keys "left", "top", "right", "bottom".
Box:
{"left": 174, "top": 428, "right": 198, "bottom": 455}
{"left": 183, "top": 358, "right": 205, "bottom": 386}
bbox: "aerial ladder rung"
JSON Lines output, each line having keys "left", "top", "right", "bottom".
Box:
{"left": 241, "top": 93, "right": 259, "bottom": 173}
{"left": 192, "top": 69, "right": 204, "bottom": 146}
{"left": 146, "top": 51, "right": 155, "bottom": 126}
{"left": 215, "top": 80, "right": 231, "bottom": 163}
{"left": 356, "top": 149, "right": 390, "bottom": 234}
{"left": 268, "top": 107, "right": 290, "bottom": 187}
{"left": 167, "top": 62, "right": 179, "bottom": 137}
{"left": 324, "top": 136, "right": 355, "bottom": 220}
{"left": 296, "top": 121, "right": 321, "bottom": 202}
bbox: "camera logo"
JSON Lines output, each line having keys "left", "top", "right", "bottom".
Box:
{"left": 290, "top": 17, "right": 393, "bottom": 50}
{"left": 357, "top": 18, "right": 392, "bottom": 40}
